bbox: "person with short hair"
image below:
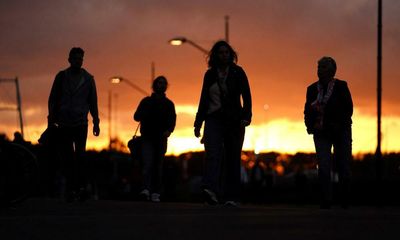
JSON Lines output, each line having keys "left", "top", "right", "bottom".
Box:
{"left": 304, "top": 56, "right": 353, "bottom": 209}
{"left": 134, "top": 76, "right": 176, "bottom": 202}
{"left": 48, "top": 47, "right": 100, "bottom": 202}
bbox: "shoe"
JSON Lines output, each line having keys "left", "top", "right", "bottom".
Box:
{"left": 139, "top": 189, "right": 150, "bottom": 201}
{"left": 151, "top": 193, "right": 161, "bottom": 203}
{"left": 203, "top": 188, "right": 218, "bottom": 205}
{"left": 224, "top": 201, "right": 240, "bottom": 207}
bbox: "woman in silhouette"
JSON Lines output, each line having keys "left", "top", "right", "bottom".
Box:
{"left": 194, "top": 41, "right": 252, "bottom": 206}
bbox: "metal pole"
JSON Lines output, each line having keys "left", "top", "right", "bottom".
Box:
{"left": 225, "top": 15, "right": 230, "bottom": 43}
{"left": 15, "top": 77, "right": 24, "bottom": 137}
{"left": 108, "top": 90, "right": 112, "bottom": 151}
{"left": 123, "top": 79, "right": 149, "bottom": 96}
{"left": 186, "top": 39, "right": 208, "bottom": 54}
{"left": 376, "top": 0, "right": 382, "bottom": 181}
{"left": 151, "top": 62, "right": 155, "bottom": 81}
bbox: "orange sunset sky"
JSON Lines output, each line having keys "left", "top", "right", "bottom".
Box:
{"left": 1, "top": 0, "right": 400, "bottom": 155}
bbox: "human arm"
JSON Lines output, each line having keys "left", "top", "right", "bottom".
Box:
{"left": 194, "top": 71, "right": 210, "bottom": 138}
{"left": 89, "top": 77, "right": 100, "bottom": 136}
{"left": 239, "top": 67, "right": 252, "bottom": 126}
{"left": 48, "top": 72, "right": 63, "bottom": 127}
{"left": 304, "top": 85, "right": 317, "bottom": 134}
{"left": 164, "top": 100, "right": 177, "bottom": 138}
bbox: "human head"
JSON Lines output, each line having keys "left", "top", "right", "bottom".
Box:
{"left": 152, "top": 75, "right": 168, "bottom": 94}
{"left": 68, "top": 47, "right": 85, "bottom": 70}
{"left": 207, "top": 40, "right": 237, "bottom": 68}
{"left": 317, "top": 56, "right": 336, "bottom": 82}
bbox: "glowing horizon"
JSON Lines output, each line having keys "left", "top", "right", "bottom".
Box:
{"left": 2, "top": 106, "right": 399, "bottom": 156}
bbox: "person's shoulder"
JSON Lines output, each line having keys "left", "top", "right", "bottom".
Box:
{"left": 334, "top": 79, "right": 350, "bottom": 90}
{"left": 142, "top": 96, "right": 152, "bottom": 102}
{"left": 335, "top": 78, "right": 348, "bottom": 85}
{"left": 81, "top": 68, "right": 94, "bottom": 80}
{"left": 165, "top": 96, "right": 175, "bottom": 105}
{"left": 307, "top": 81, "right": 319, "bottom": 89}
{"left": 205, "top": 68, "right": 214, "bottom": 76}
{"left": 231, "top": 64, "right": 245, "bottom": 73}
{"left": 56, "top": 69, "right": 68, "bottom": 78}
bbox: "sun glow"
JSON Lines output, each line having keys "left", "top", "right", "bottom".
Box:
{"left": 87, "top": 108, "right": 400, "bottom": 155}
{"left": 2, "top": 107, "right": 400, "bottom": 156}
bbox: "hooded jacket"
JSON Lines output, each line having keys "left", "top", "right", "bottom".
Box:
{"left": 48, "top": 67, "right": 99, "bottom": 127}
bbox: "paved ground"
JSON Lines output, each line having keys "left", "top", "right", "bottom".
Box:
{"left": 1, "top": 198, "right": 399, "bottom": 240}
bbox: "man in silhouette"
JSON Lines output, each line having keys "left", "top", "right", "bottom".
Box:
{"left": 304, "top": 56, "right": 353, "bottom": 209}
{"left": 48, "top": 47, "right": 100, "bottom": 202}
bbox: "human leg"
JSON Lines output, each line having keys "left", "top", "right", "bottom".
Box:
{"left": 333, "top": 127, "right": 352, "bottom": 207}
{"left": 150, "top": 139, "right": 167, "bottom": 201}
{"left": 203, "top": 115, "right": 224, "bottom": 193}
{"left": 57, "top": 127, "right": 75, "bottom": 201}
{"left": 202, "top": 114, "right": 224, "bottom": 203}
{"left": 313, "top": 133, "right": 333, "bottom": 208}
{"left": 223, "top": 125, "right": 243, "bottom": 203}
{"left": 72, "top": 125, "right": 88, "bottom": 201}
{"left": 140, "top": 138, "right": 155, "bottom": 197}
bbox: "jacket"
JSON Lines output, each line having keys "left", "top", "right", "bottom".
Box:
{"left": 194, "top": 64, "right": 252, "bottom": 129}
{"left": 48, "top": 67, "right": 99, "bottom": 127}
{"left": 304, "top": 79, "right": 353, "bottom": 135}
{"left": 134, "top": 93, "right": 176, "bottom": 139}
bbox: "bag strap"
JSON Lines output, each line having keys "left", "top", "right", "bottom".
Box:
{"left": 134, "top": 123, "right": 141, "bottom": 137}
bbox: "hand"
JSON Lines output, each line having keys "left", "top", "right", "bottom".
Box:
{"left": 93, "top": 124, "right": 100, "bottom": 136}
{"left": 163, "top": 130, "right": 171, "bottom": 138}
{"left": 194, "top": 127, "right": 201, "bottom": 138}
{"left": 240, "top": 120, "right": 250, "bottom": 127}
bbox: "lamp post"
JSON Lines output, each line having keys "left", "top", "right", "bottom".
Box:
{"left": 225, "top": 15, "right": 230, "bottom": 43}
{"left": 109, "top": 77, "right": 149, "bottom": 150}
{"left": 168, "top": 37, "right": 208, "bottom": 54}
{"left": 376, "top": 0, "right": 383, "bottom": 193}
{"left": 169, "top": 15, "right": 230, "bottom": 54}
{"left": 0, "top": 77, "right": 24, "bottom": 137}
{"left": 110, "top": 76, "right": 149, "bottom": 96}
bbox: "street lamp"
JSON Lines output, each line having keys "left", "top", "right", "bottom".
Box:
{"left": 168, "top": 37, "right": 208, "bottom": 54}
{"left": 109, "top": 76, "right": 149, "bottom": 151}
{"left": 169, "top": 15, "right": 230, "bottom": 54}
{"left": 110, "top": 76, "right": 149, "bottom": 96}
{"left": 0, "top": 77, "right": 24, "bottom": 137}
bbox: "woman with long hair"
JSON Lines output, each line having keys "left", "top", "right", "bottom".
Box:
{"left": 194, "top": 41, "right": 252, "bottom": 206}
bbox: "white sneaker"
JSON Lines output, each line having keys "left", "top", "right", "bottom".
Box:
{"left": 139, "top": 189, "right": 150, "bottom": 201}
{"left": 151, "top": 193, "right": 161, "bottom": 202}
{"left": 224, "top": 201, "right": 240, "bottom": 207}
{"left": 203, "top": 188, "right": 218, "bottom": 205}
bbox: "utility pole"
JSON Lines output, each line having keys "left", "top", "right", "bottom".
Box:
{"left": 225, "top": 15, "right": 230, "bottom": 43}
{"left": 108, "top": 90, "right": 112, "bottom": 151}
{"left": 0, "top": 77, "right": 24, "bottom": 137}
{"left": 376, "top": 0, "right": 383, "bottom": 182}
{"left": 151, "top": 62, "right": 155, "bottom": 81}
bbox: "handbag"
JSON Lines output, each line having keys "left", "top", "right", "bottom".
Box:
{"left": 127, "top": 124, "right": 142, "bottom": 161}
{"left": 38, "top": 125, "right": 59, "bottom": 146}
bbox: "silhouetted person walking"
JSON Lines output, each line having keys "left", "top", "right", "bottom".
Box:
{"left": 134, "top": 76, "right": 176, "bottom": 202}
{"left": 48, "top": 47, "right": 100, "bottom": 202}
{"left": 194, "top": 41, "right": 252, "bottom": 206}
{"left": 304, "top": 56, "right": 353, "bottom": 209}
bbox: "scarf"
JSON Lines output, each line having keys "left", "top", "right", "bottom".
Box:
{"left": 311, "top": 79, "right": 336, "bottom": 130}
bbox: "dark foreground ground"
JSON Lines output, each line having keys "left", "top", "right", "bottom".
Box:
{"left": 1, "top": 198, "right": 399, "bottom": 240}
